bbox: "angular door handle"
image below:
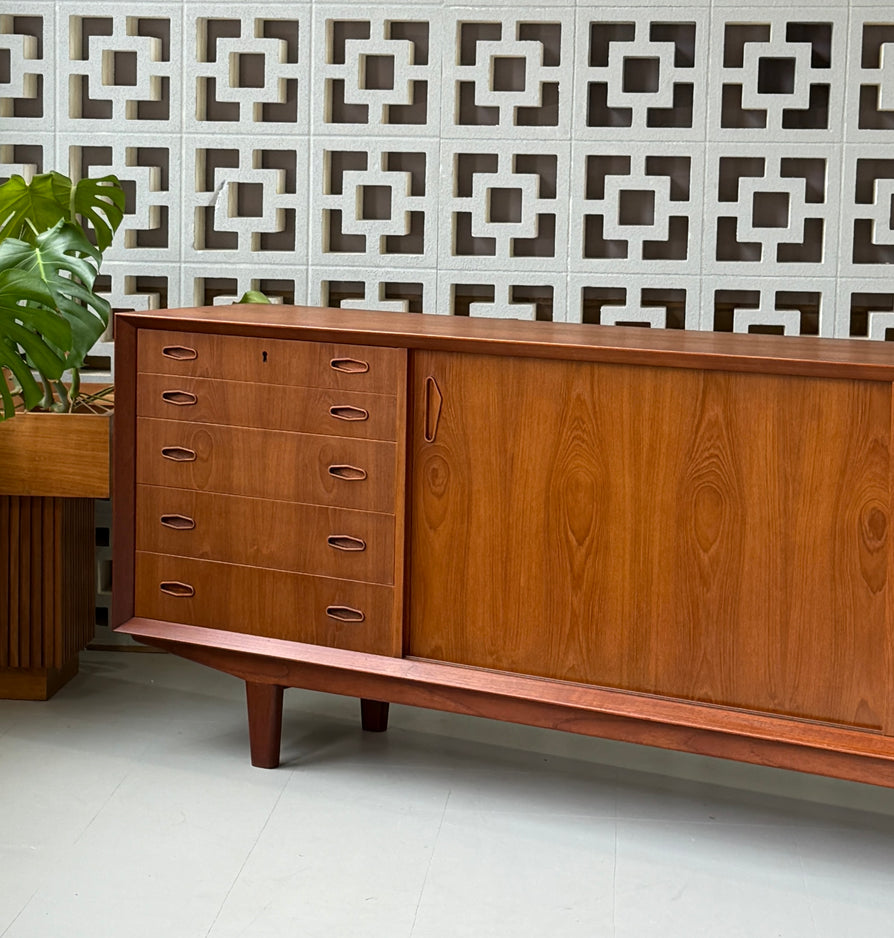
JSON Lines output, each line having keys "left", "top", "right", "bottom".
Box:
{"left": 424, "top": 375, "right": 442, "bottom": 443}
{"left": 330, "top": 358, "right": 369, "bottom": 374}
{"left": 325, "top": 605, "right": 365, "bottom": 623}
{"left": 159, "top": 581, "right": 195, "bottom": 597}
{"left": 161, "top": 447, "right": 197, "bottom": 462}
{"left": 161, "top": 346, "right": 197, "bottom": 361}
{"left": 329, "top": 405, "right": 369, "bottom": 422}
{"left": 160, "top": 514, "right": 196, "bottom": 530}
{"left": 161, "top": 390, "right": 198, "bottom": 406}
{"left": 328, "top": 465, "right": 367, "bottom": 481}
{"left": 327, "top": 535, "right": 367, "bottom": 552}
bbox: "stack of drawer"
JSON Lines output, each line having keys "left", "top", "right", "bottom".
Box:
{"left": 133, "top": 329, "right": 406, "bottom": 656}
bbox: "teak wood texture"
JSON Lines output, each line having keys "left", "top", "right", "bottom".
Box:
{"left": 0, "top": 412, "right": 110, "bottom": 498}
{"left": 409, "top": 352, "right": 890, "bottom": 730}
{"left": 136, "top": 486, "right": 396, "bottom": 584}
{"left": 137, "top": 418, "right": 398, "bottom": 513}
{"left": 113, "top": 306, "right": 894, "bottom": 786}
{"left": 138, "top": 328, "right": 404, "bottom": 394}
{"left": 119, "top": 618, "right": 894, "bottom": 785}
{"left": 135, "top": 552, "right": 400, "bottom": 655}
{"left": 2, "top": 496, "right": 95, "bottom": 699}
{"left": 137, "top": 372, "right": 399, "bottom": 441}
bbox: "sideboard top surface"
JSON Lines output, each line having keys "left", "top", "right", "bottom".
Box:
{"left": 118, "top": 305, "right": 894, "bottom": 381}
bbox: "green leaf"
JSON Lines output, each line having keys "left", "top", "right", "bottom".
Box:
{"left": 0, "top": 340, "right": 45, "bottom": 415}
{"left": 71, "top": 175, "right": 126, "bottom": 251}
{"left": 2, "top": 316, "right": 69, "bottom": 377}
{"left": 0, "top": 171, "right": 125, "bottom": 251}
{"left": 0, "top": 266, "right": 71, "bottom": 418}
{"left": 0, "top": 172, "right": 71, "bottom": 243}
{"left": 0, "top": 221, "right": 108, "bottom": 370}
{"left": 237, "top": 290, "right": 273, "bottom": 304}
{"left": 0, "top": 265, "right": 73, "bottom": 420}
{"left": 0, "top": 171, "right": 123, "bottom": 420}
{"left": 0, "top": 271, "right": 73, "bottom": 346}
{"left": 0, "top": 366, "right": 17, "bottom": 419}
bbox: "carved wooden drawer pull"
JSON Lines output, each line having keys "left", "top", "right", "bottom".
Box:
{"left": 160, "top": 514, "right": 196, "bottom": 530}
{"left": 160, "top": 581, "right": 195, "bottom": 598}
{"left": 327, "top": 535, "right": 367, "bottom": 552}
{"left": 329, "top": 405, "right": 369, "bottom": 422}
{"left": 161, "top": 446, "right": 197, "bottom": 462}
{"left": 424, "top": 375, "right": 442, "bottom": 443}
{"left": 328, "top": 464, "right": 368, "bottom": 481}
{"left": 325, "top": 605, "right": 365, "bottom": 623}
{"left": 161, "top": 390, "right": 198, "bottom": 406}
{"left": 162, "top": 345, "right": 198, "bottom": 361}
{"left": 330, "top": 357, "right": 369, "bottom": 374}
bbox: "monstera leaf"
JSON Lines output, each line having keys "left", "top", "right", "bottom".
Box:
{"left": 69, "top": 175, "right": 127, "bottom": 251}
{"left": 0, "top": 172, "right": 125, "bottom": 251}
{"left": 0, "top": 171, "right": 123, "bottom": 419}
{"left": 237, "top": 290, "right": 273, "bottom": 304}
{"left": 0, "top": 269, "right": 72, "bottom": 418}
{"left": 0, "top": 221, "right": 110, "bottom": 370}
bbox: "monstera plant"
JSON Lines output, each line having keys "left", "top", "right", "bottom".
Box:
{"left": 0, "top": 172, "right": 126, "bottom": 701}
{"left": 0, "top": 171, "right": 125, "bottom": 420}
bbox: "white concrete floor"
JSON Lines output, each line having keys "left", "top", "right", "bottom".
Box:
{"left": 2, "top": 650, "right": 894, "bottom": 938}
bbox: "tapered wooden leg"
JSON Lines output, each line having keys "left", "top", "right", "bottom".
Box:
{"left": 360, "top": 698, "right": 390, "bottom": 732}
{"left": 245, "top": 681, "right": 284, "bottom": 768}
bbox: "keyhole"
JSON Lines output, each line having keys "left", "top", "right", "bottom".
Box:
{"left": 262, "top": 350, "right": 268, "bottom": 363}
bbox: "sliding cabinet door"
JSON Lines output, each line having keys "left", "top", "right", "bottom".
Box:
{"left": 408, "top": 350, "right": 890, "bottom": 729}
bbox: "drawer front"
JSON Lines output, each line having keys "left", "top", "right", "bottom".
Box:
{"left": 136, "top": 486, "right": 396, "bottom": 584}
{"left": 136, "top": 373, "right": 399, "bottom": 441}
{"left": 139, "top": 330, "right": 404, "bottom": 395}
{"left": 137, "top": 418, "right": 397, "bottom": 512}
{"left": 135, "top": 552, "right": 400, "bottom": 656}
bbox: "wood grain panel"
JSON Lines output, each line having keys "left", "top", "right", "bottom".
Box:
{"left": 62, "top": 498, "right": 95, "bottom": 663}
{"left": 112, "top": 318, "right": 138, "bottom": 628}
{"left": 136, "top": 486, "right": 396, "bottom": 584}
{"left": 136, "top": 372, "right": 399, "bottom": 441}
{"left": 138, "top": 329, "right": 404, "bottom": 395}
{"left": 1, "top": 496, "right": 94, "bottom": 698}
{"left": 134, "top": 552, "right": 400, "bottom": 656}
{"left": 116, "top": 617, "right": 894, "bottom": 787}
{"left": 408, "top": 351, "right": 890, "bottom": 730}
{"left": 136, "top": 418, "right": 397, "bottom": 512}
{"left": 0, "top": 413, "right": 110, "bottom": 497}
{"left": 121, "top": 305, "right": 894, "bottom": 382}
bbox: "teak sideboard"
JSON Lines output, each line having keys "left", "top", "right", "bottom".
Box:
{"left": 113, "top": 306, "right": 894, "bottom": 787}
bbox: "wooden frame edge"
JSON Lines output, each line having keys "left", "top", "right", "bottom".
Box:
{"left": 118, "top": 617, "right": 894, "bottom": 788}
{"left": 111, "top": 319, "right": 137, "bottom": 628}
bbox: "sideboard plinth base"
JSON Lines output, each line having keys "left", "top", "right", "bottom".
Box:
{"left": 118, "top": 618, "right": 894, "bottom": 789}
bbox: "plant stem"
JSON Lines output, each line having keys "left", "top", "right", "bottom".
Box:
{"left": 76, "top": 384, "right": 114, "bottom": 406}
{"left": 51, "top": 379, "right": 71, "bottom": 412}
{"left": 40, "top": 376, "right": 55, "bottom": 409}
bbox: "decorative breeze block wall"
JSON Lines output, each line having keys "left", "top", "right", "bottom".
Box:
{"left": 2, "top": 0, "right": 894, "bottom": 363}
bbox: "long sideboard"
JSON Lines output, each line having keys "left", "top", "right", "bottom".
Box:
{"left": 112, "top": 306, "right": 894, "bottom": 787}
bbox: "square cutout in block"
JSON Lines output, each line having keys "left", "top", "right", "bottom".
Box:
{"left": 752, "top": 191, "right": 790, "bottom": 229}
{"left": 363, "top": 54, "right": 394, "bottom": 90}
{"left": 757, "top": 57, "right": 796, "bottom": 95}
{"left": 493, "top": 56, "right": 526, "bottom": 92}
{"left": 361, "top": 185, "right": 392, "bottom": 220}
{"left": 488, "top": 187, "right": 522, "bottom": 224}
{"left": 623, "top": 57, "right": 659, "bottom": 94}
{"left": 619, "top": 190, "right": 655, "bottom": 226}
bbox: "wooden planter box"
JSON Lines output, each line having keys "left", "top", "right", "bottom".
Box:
{"left": 0, "top": 411, "right": 110, "bottom": 699}
{"left": 0, "top": 412, "right": 110, "bottom": 498}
